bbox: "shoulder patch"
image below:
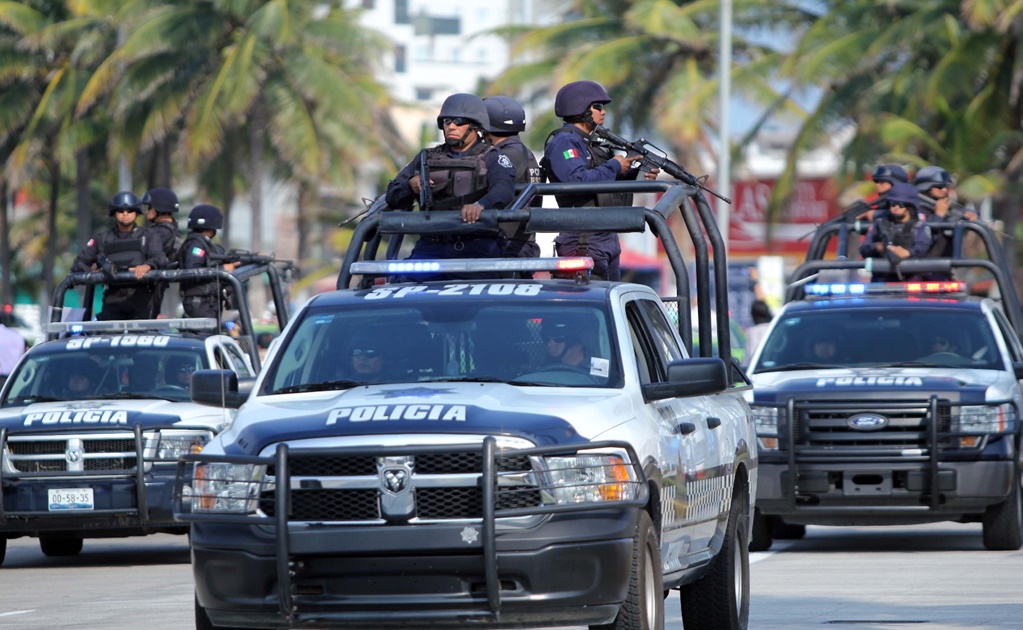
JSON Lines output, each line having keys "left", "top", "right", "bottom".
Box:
{"left": 562, "top": 148, "right": 580, "bottom": 160}
{"left": 86, "top": 239, "right": 95, "bottom": 247}
{"left": 192, "top": 247, "right": 205, "bottom": 258}
{"left": 497, "top": 154, "right": 514, "bottom": 169}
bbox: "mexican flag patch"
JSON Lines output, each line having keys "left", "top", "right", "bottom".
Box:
{"left": 192, "top": 247, "right": 205, "bottom": 258}
{"left": 562, "top": 148, "right": 580, "bottom": 159}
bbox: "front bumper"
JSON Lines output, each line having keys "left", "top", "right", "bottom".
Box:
{"left": 193, "top": 511, "right": 636, "bottom": 629}
{"left": 179, "top": 438, "right": 648, "bottom": 629}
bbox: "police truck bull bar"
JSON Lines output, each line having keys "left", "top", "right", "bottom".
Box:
{"left": 174, "top": 437, "right": 647, "bottom": 625}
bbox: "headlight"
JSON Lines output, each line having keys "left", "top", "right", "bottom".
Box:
{"left": 543, "top": 454, "right": 637, "bottom": 504}
{"left": 752, "top": 406, "right": 781, "bottom": 450}
{"left": 956, "top": 403, "right": 1016, "bottom": 446}
{"left": 192, "top": 463, "right": 267, "bottom": 513}
{"left": 156, "top": 430, "right": 213, "bottom": 460}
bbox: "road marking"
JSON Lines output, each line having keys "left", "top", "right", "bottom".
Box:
{"left": 0, "top": 611, "right": 34, "bottom": 617}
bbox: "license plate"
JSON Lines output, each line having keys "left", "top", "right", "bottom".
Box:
{"left": 48, "top": 488, "right": 95, "bottom": 511}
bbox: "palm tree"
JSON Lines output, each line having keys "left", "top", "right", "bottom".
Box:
{"left": 82, "top": 0, "right": 405, "bottom": 258}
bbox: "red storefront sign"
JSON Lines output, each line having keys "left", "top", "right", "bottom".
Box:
{"left": 722, "top": 178, "right": 841, "bottom": 256}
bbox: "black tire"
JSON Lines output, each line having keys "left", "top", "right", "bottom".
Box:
{"left": 39, "top": 536, "right": 83, "bottom": 557}
{"left": 0, "top": 537, "right": 6, "bottom": 567}
{"left": 680, "top": 485, "right": 751, "bottom": 630}
{"left": 772, "top": 520, "right": 806, "bottom": 540}
{"left": 748, "top": 508, "right": 773, "bottom": 552}
{"left": 590, "top": 511, "right": 664, "bottom": 630}
{"left": 982, "top": 465, "right": 1023, "bottom": 551}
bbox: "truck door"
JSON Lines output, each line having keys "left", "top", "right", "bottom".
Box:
{"left": 625, "top": 297, "right": 715, "bottom": 568}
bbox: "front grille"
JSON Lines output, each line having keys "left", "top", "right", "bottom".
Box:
{"left": 6, "top": 434, "right": 141, "bottom": 473}
{"left": 799, "top": 401, "right": 953, "bottom": 449}
{"left": 260, "top": 451, "right": 543, "bottom": 523}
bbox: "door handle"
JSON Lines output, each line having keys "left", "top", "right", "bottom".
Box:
{"left": 707, "top": 416, "right": 721, "bottom": 429}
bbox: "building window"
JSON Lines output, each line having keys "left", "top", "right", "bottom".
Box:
{"left": 394, "top": 0, "right": 409, "bottom": 24}
{"left": 415, "top": 87, "right": 433, "bottom": 101}
{"left": 395, "top": 44, "right": 406, "bottom": 73}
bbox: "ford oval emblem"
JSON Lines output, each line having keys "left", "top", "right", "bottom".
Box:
{"left": 847, "top": 413, "right": 888, "bottom": 431}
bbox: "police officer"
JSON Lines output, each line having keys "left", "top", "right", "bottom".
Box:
{"left": 179, "top": 204, "right": 238, "bottom": 319}
{"left": 857, "top": 164, "right": 909, "bottom": 222}
{"left": 482, "top": 95, "right": 542, "bottom": 259}
{"left": 859, "top": 182, "right": 934, "bottom": 281}
{"left": 542, "top": 80, "right": 656, "bottom": 281}
{"left": 71, "top": 192, "right": 155, "bottom": 320}
{"left": 914, "top": 165, "right": 976, "bottom": 259}
{"left": 139, "top": 187, "right": 183, "bottom": 317}
{"left": 384, "top": 93, "right": 515, "bottom": 273}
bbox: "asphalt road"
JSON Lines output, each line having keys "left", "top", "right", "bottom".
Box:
{"left": 0, "top": 522, "right": 1020, "bottom": 629}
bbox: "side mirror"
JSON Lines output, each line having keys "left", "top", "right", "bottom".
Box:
{"left": 191, "top": 369, "right": 247, "bottom": 409}
{"left": 1013, "top": 362, "right": 1023, "bottom": 380}
{"left": 642, "top": 357, "right": 729, "bottom": 402}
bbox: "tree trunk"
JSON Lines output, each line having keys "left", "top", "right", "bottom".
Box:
{"left": 222, "top": 148, "right": 235, "bottom": 247}
{"left": 75, "top": 149, "right": 92, "bottom": 253}
{"left": 0, "top": 181, "right": 12, "bottom": 305}
{"left": 248, "top": 109, "right": 265, "bottom": 252}
{"left": 42, "top": 158, "right": 60, "bottom": 314}
{"left": 296, "top": 181, "right": 309, "bottom": 269}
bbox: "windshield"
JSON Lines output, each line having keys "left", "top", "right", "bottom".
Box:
{"left": 752, "top": 307, "right": 1004, "bottom": 372}
{"left": 264, "top": 301, "right": 620, "bottom": 393}
{"left": 3, "top": 340, "right": 207, "bottom": 405}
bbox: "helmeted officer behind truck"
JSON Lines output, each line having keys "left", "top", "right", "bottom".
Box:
{"left": 384, "top": 93, "right": 515, "bottom": 270}
{"left": 139, "top": 187, "right": 183, "bottom": 317}
{"left": 482, "top": 95, "right": 542, "bottom": 260}
{"left": 179, "top": 204, "right": 239, "bottom": 319}
{"left": 541, "top": 80, "right": 650, "bottom": 281}
{"left": 71, "top": 191, "right": 156, "bottom": 320}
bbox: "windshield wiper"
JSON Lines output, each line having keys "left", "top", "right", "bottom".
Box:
{"left": 2, "top": 396, "right": 66, "bottom": 406}
{"left": 418, "top": 376, "right": 509, "bottom": 384}
{"left": 90, "top": 393, "right": 170, "bottom": 400}
{"left": 877, "top": 361, "right": 946, "bottom": 368}
{"left": 275, "top": 380, "right": 363, "bottom": 394}
{"left": 756, "top": 362, "right": 843, "bottom": 373}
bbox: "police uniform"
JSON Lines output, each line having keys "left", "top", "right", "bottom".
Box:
{"left": 543, "top": 124, "right": 640, "bottom": 281}
{"left": 179, "top": 232, "right": 230, "bottom": 319}
{"left": 385, "top": 139, "right": 515, "bottom": 268}
{"left": 71, "top": 226, "right": 155, "bottom": 320}
{"left": 859, "top": 183, "right": 934, "bottom": 282}
{"left": 494, "top": 135, "right": 542, "bottom": 258}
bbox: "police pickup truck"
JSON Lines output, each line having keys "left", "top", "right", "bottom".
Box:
{"left": 0, "top": 318, "right": 253, "bottom": 565}
{"left": 175, "top": 181, "right": 757, "bottom": 630}
{"left": 745, "top": 219, "right": 1023, "bottom": 551}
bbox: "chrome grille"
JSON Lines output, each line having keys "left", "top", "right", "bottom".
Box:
{"left": 6, "top": 433, "right": 142, "bottom": 473}
{"left": 260, "top": 452, "right": 542, "bottom": 523}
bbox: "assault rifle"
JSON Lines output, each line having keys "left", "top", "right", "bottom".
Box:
{"left": 592, "top": 126, "right": 731, "bottom": 203}
{"left": 210, "top": 250, "right": 299, "bottom": 276}
{"left": 419, "top": 148, "right": 433, "bottom": 218}
{"left": 875, "top": 222, "right": 904, "bottom": 281}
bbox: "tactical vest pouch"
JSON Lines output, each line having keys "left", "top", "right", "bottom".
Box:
{"left": 104, "top": 238, "right": 146, "bottom": 268}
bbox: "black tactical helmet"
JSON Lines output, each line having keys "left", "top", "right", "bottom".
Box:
{"left": 871, "top": 164, "right": 909, "bottom": 185}
{"left": 436, "top": 93, "right": 488, "bottom": 129}
{"left": 886, "top": 182, "right": 920, "bottom": 208}
{"left": 141, "top": 187, "right": 179, "bottom": 214}
{"left": 913, "top": 165, "right": 954, "bottom": 192}
{"left": 554, "top": 81, "right": 612, "bottom": 118}
{"left": 187, "top": 204, "right": 224, "bottom": 231}
{"left": 108, "top": 191, "right": 143, "bottom": 216}
{"left": 482, "top": 96, "right": 526, "bottom": 134}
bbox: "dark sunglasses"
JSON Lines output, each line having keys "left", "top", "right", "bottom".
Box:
{"left": 930, "top": 185, "right": 948, "bottom": 190}
{"left": 590, "top": 103, "right": 605, "bottom": 111}
{"left": 441, "top": 117, "right": 469, "bottom": 126}
{"left": 114, "top": 207, "right": 139, "bottom": 214}
{"left": 176, "top": 365, "right": 196, "bottom": 373}
{"left": 352, "top": 348, "right": 381, "bottom": 358}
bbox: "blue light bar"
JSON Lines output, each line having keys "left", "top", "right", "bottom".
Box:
{"left": 44, "top": 318, "right": 219, "bottom": 334}
{"left": 350, "top": 257, "right": 594, "bottom": 276}
{"left": 805, "top": 281, "right": 966, "bottom": 297}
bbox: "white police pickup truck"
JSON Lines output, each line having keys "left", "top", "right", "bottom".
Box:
{"left": 176, "top": 181, "right": 758, "bottom": 630}
{"left": 0, "top": 318, "right": 253, "bottom": 565}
